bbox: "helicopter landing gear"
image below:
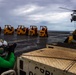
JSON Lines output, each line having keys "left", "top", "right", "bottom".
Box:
{"left": 71, "top": 19, "right": 73, "bottom": 22}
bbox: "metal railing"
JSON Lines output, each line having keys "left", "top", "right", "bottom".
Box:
{"left": 1, "top": 70, "right": 16, "bottom": 75}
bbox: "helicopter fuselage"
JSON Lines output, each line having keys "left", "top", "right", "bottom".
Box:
{"left": 71, "top": 14, "right": 76, "bottom": 22}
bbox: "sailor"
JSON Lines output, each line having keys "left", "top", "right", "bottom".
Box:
{"left": 0, "top": 39, "right": 17, "bottom": 74}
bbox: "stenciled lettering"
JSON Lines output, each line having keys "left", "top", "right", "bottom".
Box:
{"left": 45, "top": 70, "right": 50, "bottom": 75}
{"left": 29, "top": 71, "right": 33, "bottom": 75}
{"left": 40, "top": 68, "right": 44, "bottom": 73}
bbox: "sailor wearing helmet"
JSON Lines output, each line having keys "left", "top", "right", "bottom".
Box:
{"left": 0, "top": 39, "right": 17, "bottom": 74}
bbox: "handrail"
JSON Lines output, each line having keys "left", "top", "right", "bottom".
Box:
{"left": 1, "top": 69, "right": 16, "bottom": 75}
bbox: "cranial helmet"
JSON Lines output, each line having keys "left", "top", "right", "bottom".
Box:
{"left": 0, "top": 39, "right": 8, "bottom": 54}
{"left": 0, "top": 39, "right": 8, "bottom": 46}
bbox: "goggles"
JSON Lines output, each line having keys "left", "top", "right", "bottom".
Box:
{"left": 0, "top": 39, "right": 8, "bottom": 46}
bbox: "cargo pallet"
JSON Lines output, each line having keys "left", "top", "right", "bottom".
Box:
{"left": 17, "top": 45, "right": 76, "bottom": 75}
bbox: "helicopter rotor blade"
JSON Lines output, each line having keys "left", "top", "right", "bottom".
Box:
{"left": 59, "top": 7, "right": 73, "bottom": 11}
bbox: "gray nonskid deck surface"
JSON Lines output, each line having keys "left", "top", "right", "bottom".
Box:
{"left": 0, "top": 31, "right": 70, "bottom": 56}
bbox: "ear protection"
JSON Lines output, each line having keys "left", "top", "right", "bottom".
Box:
{"left": 3, "top": 40, "right": 8, "bottom": 46}
{"left": 0, "top": 42, "right": 2, "bottom": 46}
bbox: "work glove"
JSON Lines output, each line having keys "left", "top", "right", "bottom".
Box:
{"left": 8, "top": 43, "right": 17, "bottom": 53}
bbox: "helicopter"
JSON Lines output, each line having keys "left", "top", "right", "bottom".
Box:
{"left": 60, "top": 7, "right": 76, "bottom": 22}
{"left": 59, "top": 7, "right": 76, "bottom": 44}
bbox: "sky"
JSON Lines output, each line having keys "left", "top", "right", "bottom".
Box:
{"left": 0, "top": 0, "right": 76, "bottom": 31}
